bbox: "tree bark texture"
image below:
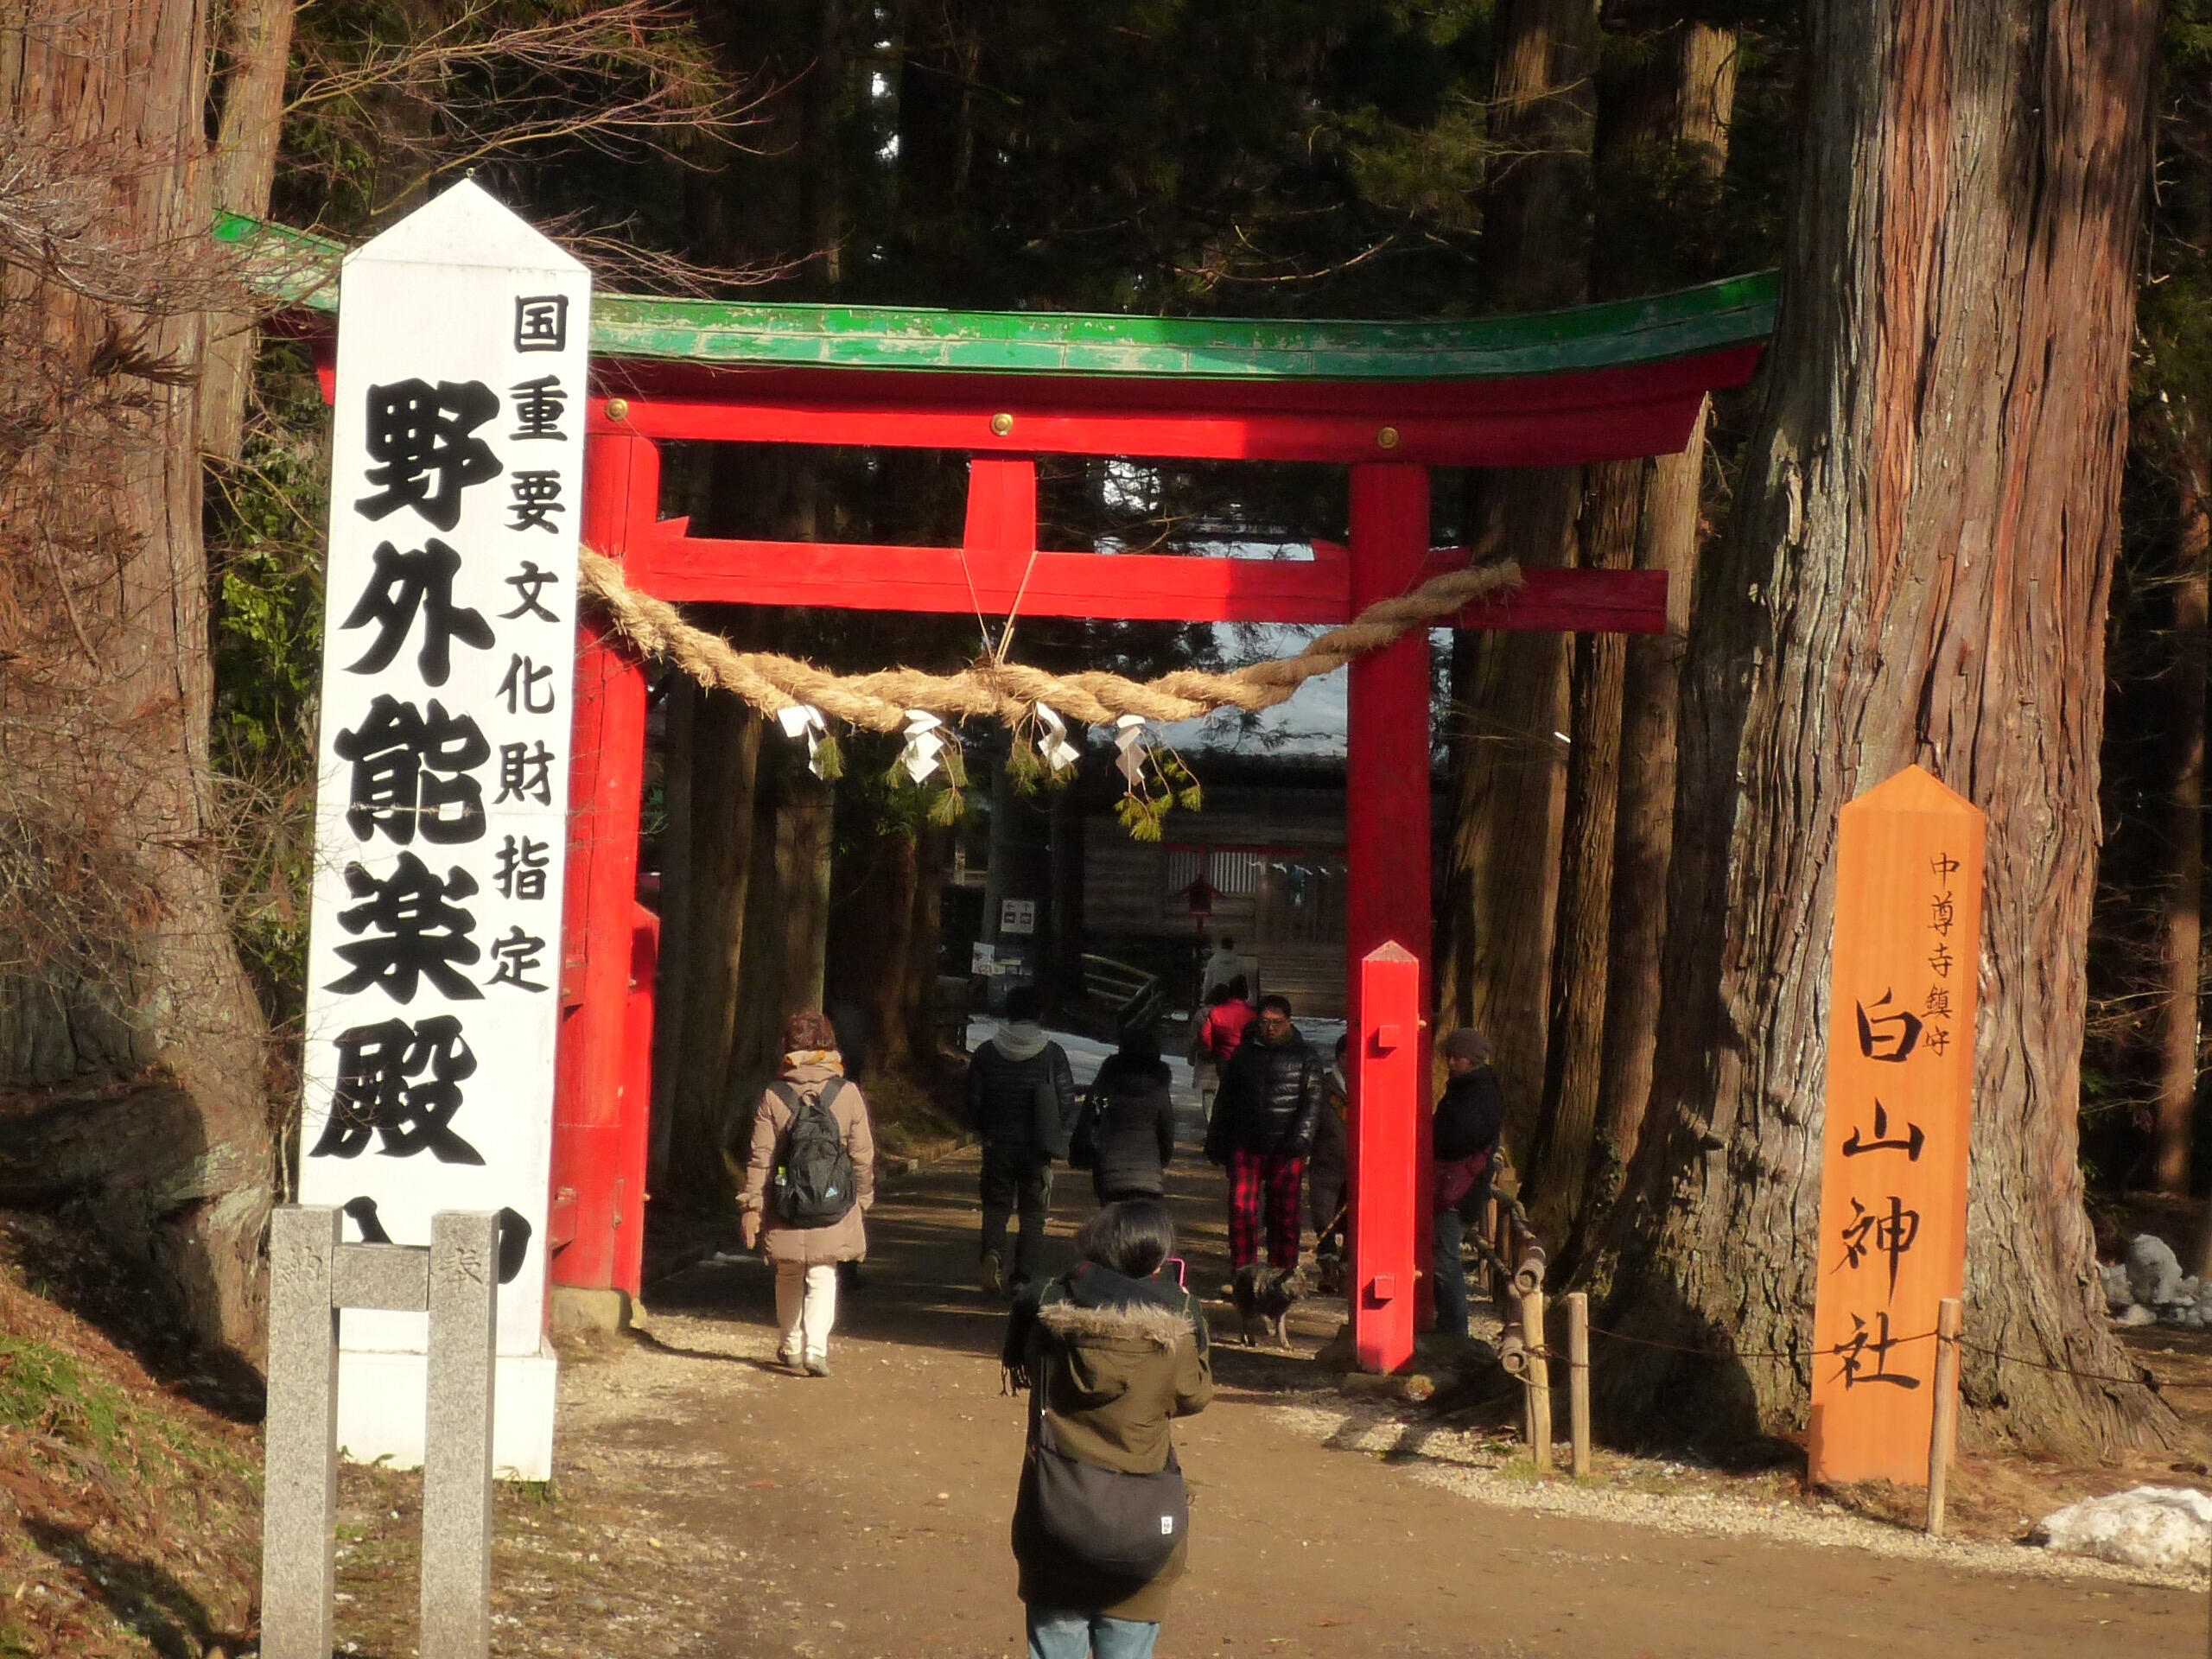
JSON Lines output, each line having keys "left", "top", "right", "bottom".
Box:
{"left": 2156, "top": 444, "right": 2209, "bottom": 1198}
{"left": 801, "top": 0, "right": 849, "bottom": 284}
{"left": 1534, "top": 19, "right": 1738, "bottom": 1251}
{"left": 1570, "top": 23, "right": 1738, "bottom": 1257}
{"left": 724, "top": 782, "right": 789, "bottom": 1149}
{"left": 1437, "top": 0, "right": 1599, "bottom": 1150}
{"left": 1529, "top": 459, "right": 1638, "bottom": 1243}
{"left": 0, "top": 0, "right": 276, "bottom": 1359}
{"left": 1590, "top": 0, "right": 2171, "bottom": 1456}
{"left": 200, "top": 0, "right": 296, "bottom": 461}
{"left": 1584, "top": 400, "right": 1711, "bottom": 1250}
{"left": 664, "top": 690, "right": 762, "bottom": 1205}
{"left": 775, "top": 771, "right": 836, "bottom": 1021}
{"left": 904, "top": 823, "right": 951, "bottom": 1063}
{"left": 864, "top": 830, "right": 920, "bottom": 1078}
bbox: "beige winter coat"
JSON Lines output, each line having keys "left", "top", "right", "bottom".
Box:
{"left": 738, "top": 1058, "right": 875, "bottom": 1266}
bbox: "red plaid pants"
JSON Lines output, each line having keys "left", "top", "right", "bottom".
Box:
{"left": 1227, "top": 1148, "right": 1307, "bottom": 1272}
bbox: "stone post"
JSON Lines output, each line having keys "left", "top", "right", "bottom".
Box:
{"left": 258, "top": 1205, "right": 503, "bottom": 1658}
{"left": 422, "top": 1211, "right": 501, "bottom": 1659}
{"left": 261, "top": 1205, "right": 340, "bottom": 1659}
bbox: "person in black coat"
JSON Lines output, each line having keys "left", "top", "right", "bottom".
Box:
{"left": 967, "top": 985, "right": 1079, "bottom": 1298}
{"left": 1433, "top": 1026, "right": 1506, "bottom": 1338}
{"left": 1307, "top": 1034, "right": 1351, "bottom": 1284}
{"left": 1072, "top": 1030, "right": 1178, "bottom": 1205}
{"left": 1205, "top": 995, "right": 1325, "bottom": 1281}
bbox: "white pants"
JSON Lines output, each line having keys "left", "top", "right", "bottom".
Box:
{"left": 774, "top": 1262, "right": 839, "bottom": 1363}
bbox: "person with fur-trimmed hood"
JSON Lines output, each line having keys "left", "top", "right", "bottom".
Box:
{"left": 1001, "top": 1201, "right": 1212, "bottom": 1659}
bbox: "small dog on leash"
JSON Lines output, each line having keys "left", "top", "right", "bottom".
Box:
{"left": 1231, "top": 1264, "right": 1306, "bottom": 1347}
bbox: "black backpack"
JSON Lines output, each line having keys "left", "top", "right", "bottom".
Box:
{"left": 768, "top": 1079, "right": 856, "bottom": 1228}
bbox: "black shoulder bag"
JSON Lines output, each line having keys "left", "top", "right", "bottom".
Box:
{"left": 1022, "top": 1338, "right": 1187, "bottom": 1580}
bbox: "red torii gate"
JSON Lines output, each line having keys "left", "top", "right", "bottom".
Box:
{"left": 539, "top": 277, "right": 1772, "bottom": 1374}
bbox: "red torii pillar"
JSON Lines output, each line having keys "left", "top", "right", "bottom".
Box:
{"left": 1344, "top": 466, "right": 1433, "bottom": 1375}
{"left": 549, "top": 430, "right": 659, "bottom": 1314}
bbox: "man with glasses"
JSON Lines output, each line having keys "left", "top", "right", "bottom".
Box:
{"left": 1205, "top": 995, "right": 1325, "bottom": 1297}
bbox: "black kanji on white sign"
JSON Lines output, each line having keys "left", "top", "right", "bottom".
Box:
{"left": 355, "top": 379, "right": 503, "bottom": 531}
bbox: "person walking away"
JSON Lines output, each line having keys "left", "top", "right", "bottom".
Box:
{"left": 1307, "top": 1033, "right": 1351, "bottom": 1293}
{"left": 1205, "top": 995, "right": 1325, "bottom": 1295}
{"left": 1432, "top": 1027, "right": 1505, "bottom": 1340}
{"left": 1190, "top": 981, "right": 1255, "bottom": 1124}
{"left": 736, "top": 1011, "right": 875, "bottom": 1376}
{"left": 1071, "top": 1030, "right": 1177, "bottom": 1205}
{"left": 1002, "top": 1200, "right": 1212, "bottom": 1659}
{"left": 969, "top": 984, "right": 1079, "bottom": 1297}
{"left": 1199, "top": 935, "right": 1249, "bottom": 1001}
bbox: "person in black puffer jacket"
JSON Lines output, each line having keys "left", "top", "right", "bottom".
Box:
{"left": 967, "top": 985, "right": 1079, "bottom": 1298}
{"left": 1205, "top": 995, "right": 1325, "bottom": 1283}
{"left": 1071, "top": 1030, "right": 1177, "bottom": 1205}
{"left": 1433, "top": 1027, "right": 1505, "bottom": 1339}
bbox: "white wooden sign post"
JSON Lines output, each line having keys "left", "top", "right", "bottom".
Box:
{"left": 296, "top": 181, "right": 590, "bottom": 1479}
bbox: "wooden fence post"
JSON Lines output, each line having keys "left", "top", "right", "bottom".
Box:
{"left": 1521, "top": 1286, "right": 1552, "bottom": 1472}
{"left": 1926, "top": 1296, "right": 1962, "bottom": 1535}
{"left": 1567, "top": 1291, "right": 1591, "bottom": 1478}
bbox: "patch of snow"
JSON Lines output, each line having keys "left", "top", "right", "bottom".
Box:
{"left": 2126, "top": 1234, "right": 2187, "bottom": 1306}
{"left": 2031, "top": 1486, "right": 2212, "bottom": 1574}
{"left": 2102, "top": 1262, "right": 2133, "bottom": 1313}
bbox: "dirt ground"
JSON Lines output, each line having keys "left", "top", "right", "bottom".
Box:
{"left": 308, "top": 1138, "right": 2212, "bottom": 1659}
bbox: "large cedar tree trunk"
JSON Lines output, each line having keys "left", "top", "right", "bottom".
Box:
{"left": 0, "top": 2, "right": 276, "bottom": 1359}
{"left": 201, "top": 0, "right": 297, "bottom": 461}
{"left": 1529, "top": 454, "right": 1637, "bottom": 1243}
{"left": 1552, "top": 21, "right": 1739, "bottom": 1257}
{"left": 1438, "top": 0, "right": 1599, "bottom": 1152}
{"left": 1589, "top": 0, "right": 2172, "bottom": 1456}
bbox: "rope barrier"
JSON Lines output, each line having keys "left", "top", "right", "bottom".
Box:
{"left": 1519, "top": 1322, "right": 2199, "bottom": 1390}
{"left": 1577, "top": 1323, "right": 1929, "bottom": 1363}
{"left": 1953, "top": 1338, "right": 2204, "bottom": 1390}
{"left": 575, "top": 537, "right": 1519, "bottom": 739}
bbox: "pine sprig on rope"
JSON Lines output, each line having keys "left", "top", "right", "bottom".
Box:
{"left": 1114, "top": 744, "right": 1203, "bottom": 842}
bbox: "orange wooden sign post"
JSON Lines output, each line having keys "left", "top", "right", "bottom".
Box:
{"left": 1808, "top": 766, "right": 1983, "bottom": 1487}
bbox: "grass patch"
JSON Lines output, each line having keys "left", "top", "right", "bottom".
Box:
{"left": 0, "top": 1338, "right": 126, "bottom": 1461}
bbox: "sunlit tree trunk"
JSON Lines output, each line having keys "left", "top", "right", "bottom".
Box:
{"left": 1590, "top": 0, "right": 2173, "bottom": 1455}
{"left": 0, "top": 0, "right": 275, "bottom": 1360}
{"left": 201, "top": 0, "right": 296, "bottom": 461}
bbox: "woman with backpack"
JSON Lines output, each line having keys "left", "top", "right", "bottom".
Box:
{"left": 1070, "top": 1030, "right": 1177, "bottom": 1207}
{"left": 1001, "top": 1200, "right": 1212, "bottom": 1659}
{"left": 737, "top": 1011, "right": 875, "bottom": 1377}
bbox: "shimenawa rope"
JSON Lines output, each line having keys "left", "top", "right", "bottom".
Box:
{"left": 575, "top": 538, "right": 1518, "bottom": 740}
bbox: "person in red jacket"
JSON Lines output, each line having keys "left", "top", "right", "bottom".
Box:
{"left": 1188, "top": 981, "right": 1255, "bottom": 1126}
